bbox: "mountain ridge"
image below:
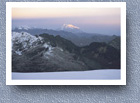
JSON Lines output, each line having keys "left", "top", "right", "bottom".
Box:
{"left": 12, "top": 32, "right": 120, "bottom": 72}
{"left": 12, "top": 27, "right": 119, "bottom": 47}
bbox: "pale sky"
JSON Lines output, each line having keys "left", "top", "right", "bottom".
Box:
{"left": 12, "top": 8, "right": 120, "bottom": 35}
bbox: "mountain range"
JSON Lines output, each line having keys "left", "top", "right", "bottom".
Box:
{"left": 12, "top": 24, "right": 119, "bottom": 47}
{"left": 12, "top": 30, "right": 120, "bottom": 72}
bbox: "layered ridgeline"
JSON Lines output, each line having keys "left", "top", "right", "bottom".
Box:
{"left": 12, "top": 24, "right": 119, "bottom": 47}
{"left": 12, "top": 31, "right": 120, "bottom": 72}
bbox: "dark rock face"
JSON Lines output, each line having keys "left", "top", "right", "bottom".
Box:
{"left": 109, "top": 36, "right": 120, "bottom": 50}
{"left": 12, "top": 32, "right": 120, "bottom": 72}
{"left": 80, "top": 42, "right": 120, "bottom": 69}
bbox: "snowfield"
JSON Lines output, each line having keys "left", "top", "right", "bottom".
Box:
{"left": 12, "top": 69, "right": 120, "bottom": 80}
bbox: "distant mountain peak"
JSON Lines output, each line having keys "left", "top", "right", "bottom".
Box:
{"left": 61, "top": 24, "right": 80, "bottom": 30}
{"left": 16, "top": 26, "right": 31, "bottom": 30}
{"left": 61, "top": 24, "right": 82, "bottom": 33}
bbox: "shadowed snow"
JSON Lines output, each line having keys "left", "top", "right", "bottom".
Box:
{"left": 12, "top": 69, "right": 120, "bottom": 80}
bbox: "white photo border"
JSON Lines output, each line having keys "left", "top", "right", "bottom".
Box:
{"left": 6, "top": 2, "right": 126, "bottom": 85}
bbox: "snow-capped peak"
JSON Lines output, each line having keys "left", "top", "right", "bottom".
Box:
{"left": 16, "top": 26, "right": 31, "bottom": 30}
{"left": 61, "top": 24, "right": 80, "bottom": 30}
{"left": 61, "top": 24, "right": 82, "bottom": 33}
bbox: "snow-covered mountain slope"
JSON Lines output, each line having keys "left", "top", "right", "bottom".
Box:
{"left": 12, "top": 32, "right": 41, "bottom": 44}
{"left": 12, "top": 32, "right": 44, "bottom": 55}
